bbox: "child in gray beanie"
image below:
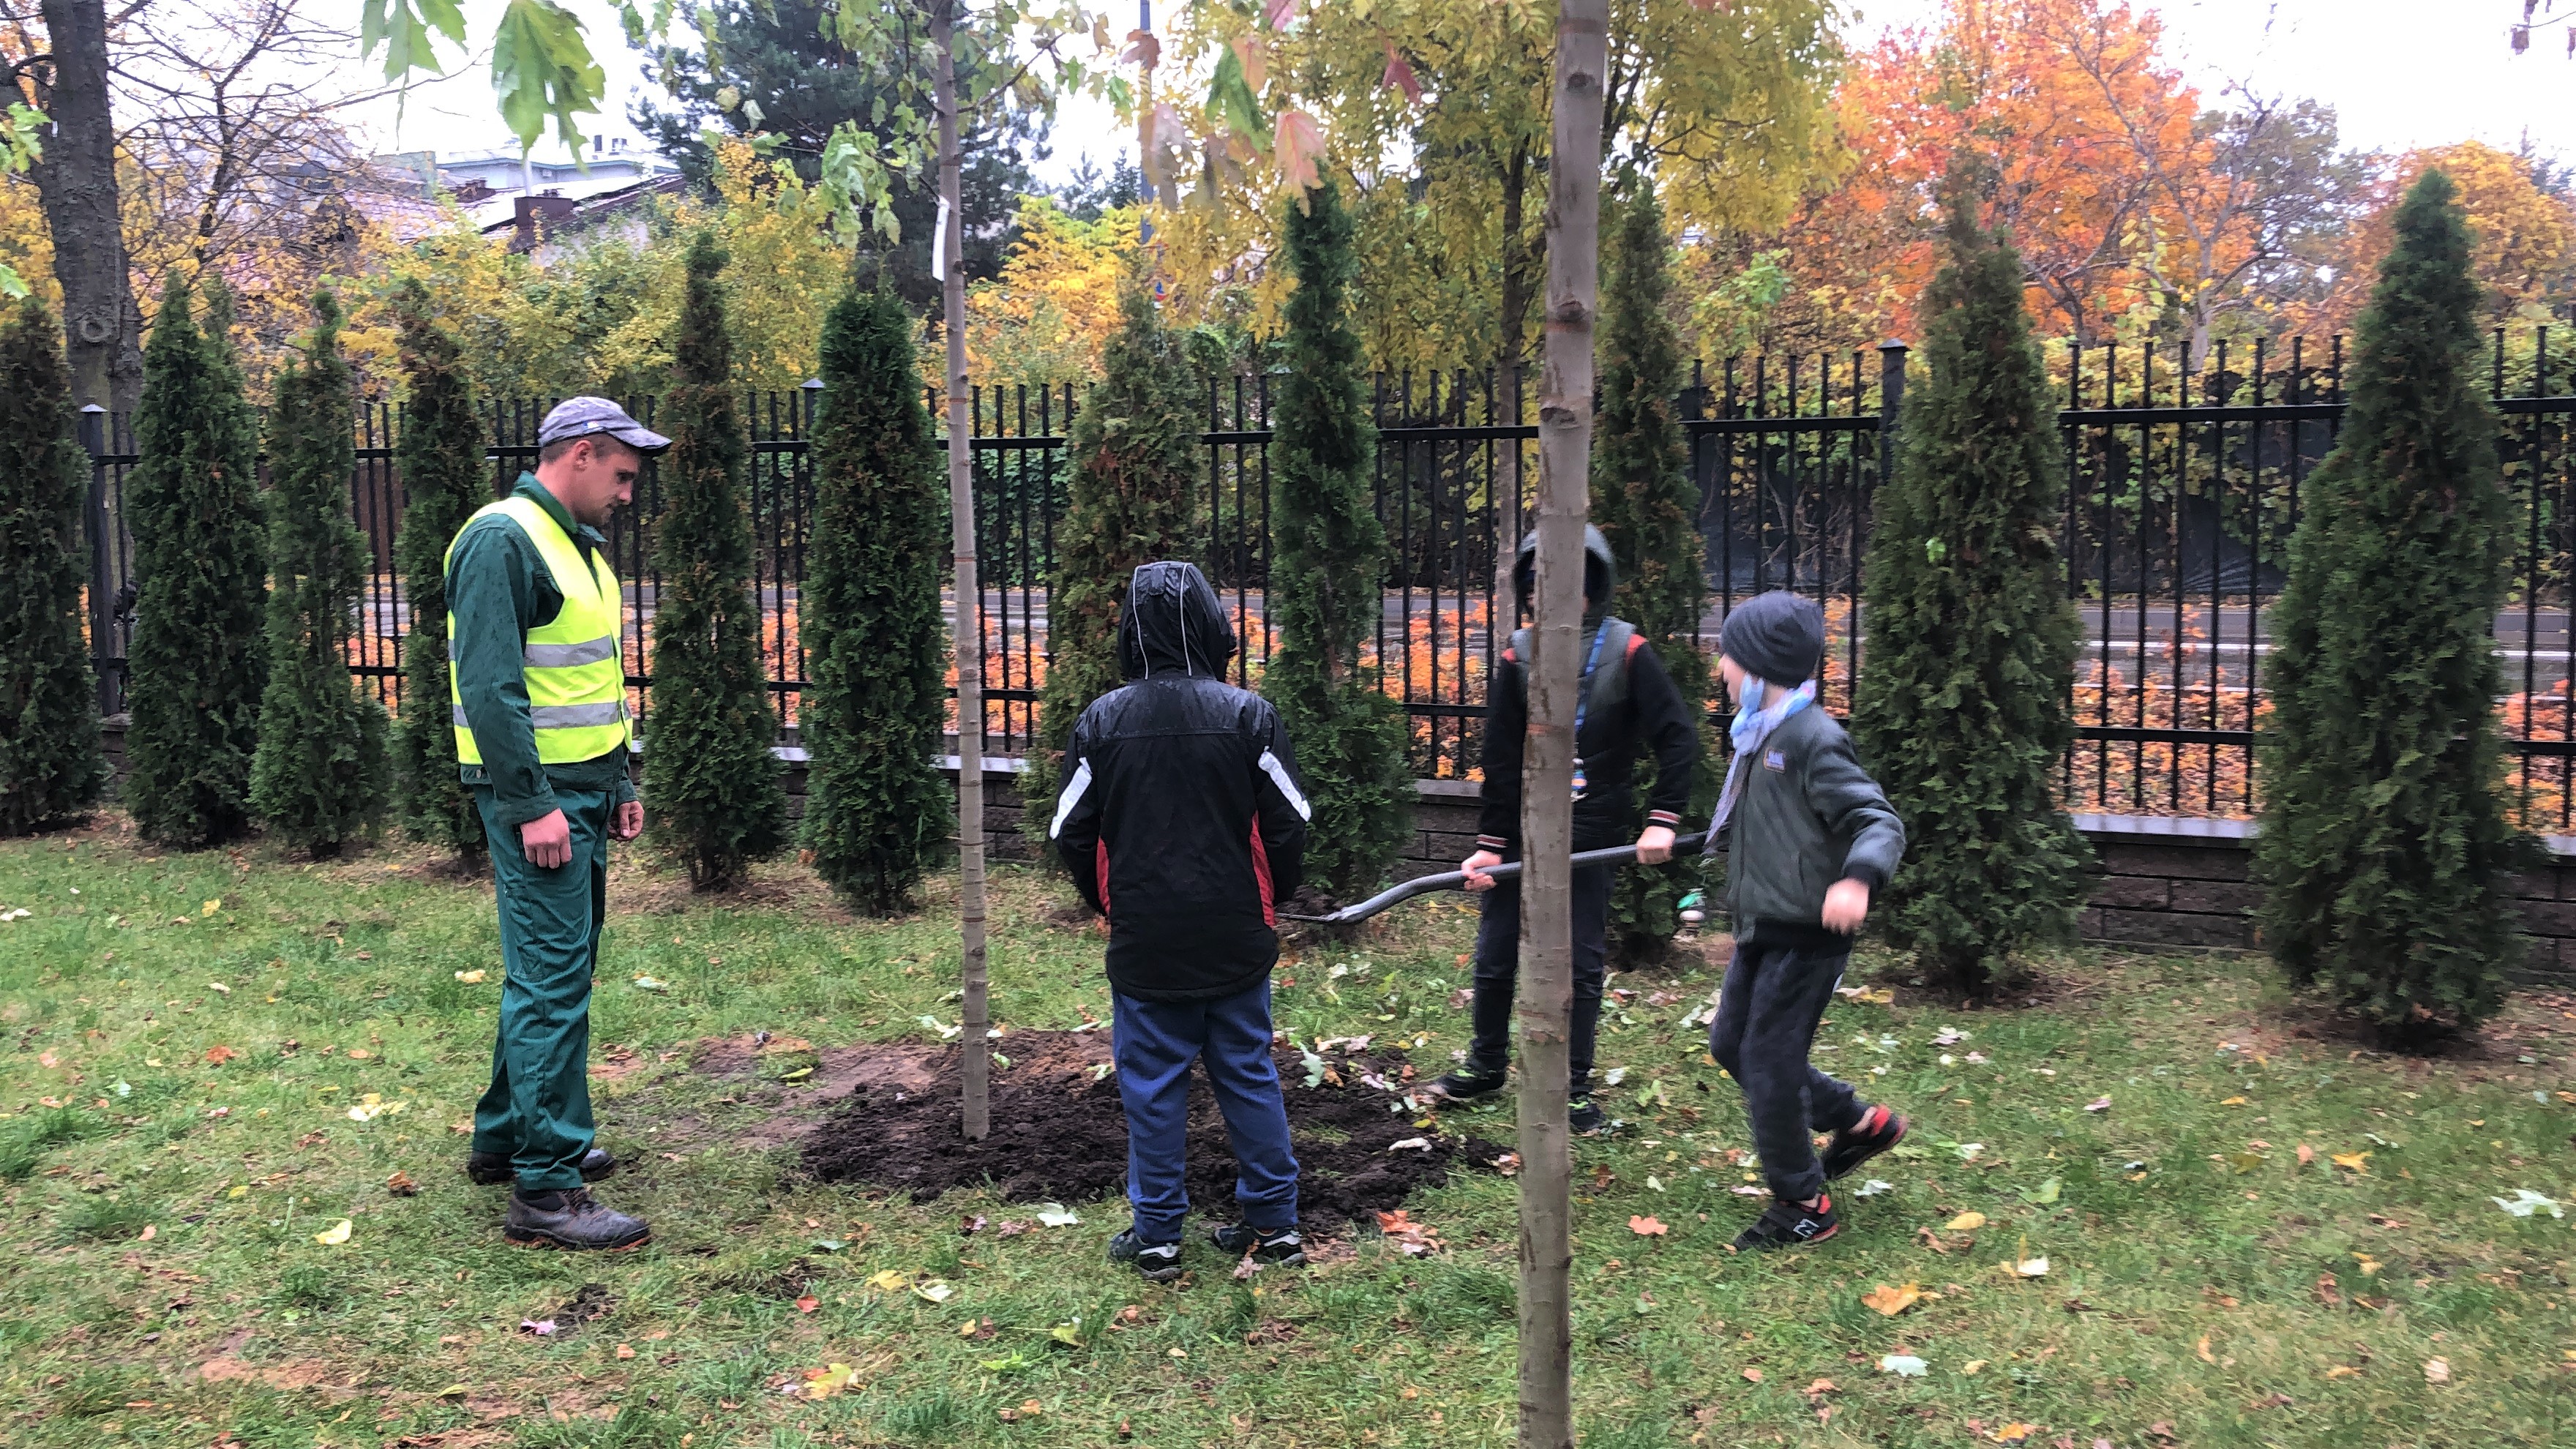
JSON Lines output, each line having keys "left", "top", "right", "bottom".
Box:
{"left": 1705, "top": 590, "right": 1909, "bottom": 1249}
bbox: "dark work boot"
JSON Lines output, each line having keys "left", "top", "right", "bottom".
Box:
{"left": 466, "top": 1147, "right": 616, "bottom": 1186}
{"left": 504, "top": 1188, "right": 650, "bottom": 1251}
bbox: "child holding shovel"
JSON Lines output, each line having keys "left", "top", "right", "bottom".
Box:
{"left": 1702, "top": 591, "right": 1909, "bottom": 1249}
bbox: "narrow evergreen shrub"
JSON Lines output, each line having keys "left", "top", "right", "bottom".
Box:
{"left": 1020, "top": 276, "right": 1205, "bottom": 856}
{"left": 1849, "top": 183, "right": 2087, "bottom": 996}
{"left": 1265, "top": 181, "right": 1408, "bottom": 901}
{"left": 0, "top": 295, "right": 105, "bottom": 834}
{"left": 643, "top": 231, "right": 787, "bottom": 889}
{"left": 2255, "top": 170, "right": 2523, "bottom": 1040}
{"left": 389, "top": 280, "right": 487, "bottom": 863}
{"left": 801, "top": 282, "right": 951, "bottom": 912}
{"left": 1592, "top": 179, "right": 1712, "bottom": 963}
{"left": 124, "top": 277, "right": 268, "bottom": 848}
{"left": 250, "top": 291, "right": 388, "bottom": 857}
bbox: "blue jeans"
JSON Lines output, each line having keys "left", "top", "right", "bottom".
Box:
{"left": 1706, "top": 942, "right": 1864, "bottom": 1204}
{"left": 1112, "top": 984, "right": 1299, "bottom": 1243}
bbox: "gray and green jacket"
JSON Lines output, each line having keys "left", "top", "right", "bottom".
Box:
{"left": 446, "top": 476, "right": 638, "bottom": 827}
{"left": 1715, "top": 705, "right": 1904, "bottom": 951}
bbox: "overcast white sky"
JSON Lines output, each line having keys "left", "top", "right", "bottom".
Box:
{"left": 340, "top": 0, "right": 2572, "bottom": 179}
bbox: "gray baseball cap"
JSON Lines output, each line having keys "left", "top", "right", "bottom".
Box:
{"left": 539, "top": 396, "right": 671, "bottom": 453}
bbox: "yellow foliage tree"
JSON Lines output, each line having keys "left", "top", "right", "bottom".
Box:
{"left": 960, "top": 195, "right": 1142, "bottom": 392}
{"left": 2299, "top": 141, "right": 2576, "bottom": 337}
{"left": 362, "top": 140, "right": 852, "bottom": 402}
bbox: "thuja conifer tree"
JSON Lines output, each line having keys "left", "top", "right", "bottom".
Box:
{"left": 1850, "top": 179, "right": 2086, "bottom": 996}
{"left": 1021, "top": 274, "right": 1205, "bottom": 856}
{"left": 801, "top": 280, "right": 951, "bottom": 911}
{"left": 1265, "top": 180, "right": 1408, "bottom": 900}
{"left": 645, "top": 231, "right": 787, "bottom": 889}
{"left": 2255, "top": 170, "right": 2522, "bottom": 1038}
{"left": 0, "top": 296, "right": 105, "bottom": 834}
{"left": 124, "top": 276, "right": 268, "bottom": 848}
{"left": 1592, "top": 179, "right": 1711, "bottom": 962}
{"left": 250, "top": 291, "right": 388, "bottom": 857}
{"left": 389, "top": 280, "right": 487, "bottom": 864}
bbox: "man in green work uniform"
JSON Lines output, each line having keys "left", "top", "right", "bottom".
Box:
{"left": 448, "top": 397, "right": 664, "bottom": 1250}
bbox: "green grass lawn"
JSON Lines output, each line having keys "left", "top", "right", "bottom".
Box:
{"left": 2, "top": 817, "right": 2570, "bottom": 1449}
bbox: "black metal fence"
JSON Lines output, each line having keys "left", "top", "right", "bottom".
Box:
{"left": 77, "top": 329, "right": 2576, "bottom": 824}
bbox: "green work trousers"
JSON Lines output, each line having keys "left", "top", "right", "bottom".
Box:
{"left": 471, "top": 785, "right": 611, "bottom": 1192}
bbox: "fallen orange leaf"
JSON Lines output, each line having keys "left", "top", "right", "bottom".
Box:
{"left": 204, "top": 1045, "right": 236, "bottom": 1066}
{"left": 795, "top": 1295, "right": 819, "bottom": 1314}
{"left": 1742, "top": 1366, "right": 1764, "bottom": 1383}
{"left": 1860, "top": 1281, "right": 1922, "bottom": 1317}
{"left": 2196, "top": 1335, "right": 2216, "bottom": 1363}
{"left": 1628, "top": 1215, "right": 1669, "bottom": 1237}
{"left": 2296, "top": 1143, "right": 2315, "bottom": 1167}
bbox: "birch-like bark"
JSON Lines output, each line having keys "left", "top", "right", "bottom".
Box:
{"left": 1517, "top": 0, "right": 1608, "bottom": 1442}
{"left": 935, "top": 0, "right": 990, "bottom": 1141}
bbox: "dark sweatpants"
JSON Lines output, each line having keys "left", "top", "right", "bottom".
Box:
{"left": 1466, "top": 861, "right": 1613, "bottom": 1092}
{"left": 1707, "top": 940, "right": 1865, "bottom": 1205}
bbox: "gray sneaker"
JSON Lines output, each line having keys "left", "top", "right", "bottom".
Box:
{"left": 504, "top": 1188, "right": 650, "bottom": 1251}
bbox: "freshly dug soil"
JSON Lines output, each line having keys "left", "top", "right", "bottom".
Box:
{"left": 801, "top": 1030, "right": 1506, "bottom": 1233}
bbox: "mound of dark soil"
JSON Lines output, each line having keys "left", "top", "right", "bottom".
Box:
{"left": 801, "top": 1030, "right": 1506, "bottom": 1233}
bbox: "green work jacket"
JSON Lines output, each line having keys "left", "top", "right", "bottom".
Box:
{"left": 446, "top": 475, "right": 638, "bottom": 827}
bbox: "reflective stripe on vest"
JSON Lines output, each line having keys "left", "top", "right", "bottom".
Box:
{"left": 445, "top": 495, "right": 632, "bottom": 767}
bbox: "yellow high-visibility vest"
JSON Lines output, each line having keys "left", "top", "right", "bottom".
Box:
{"left": 446, "top": 495, "right": 631, "bottom": 766}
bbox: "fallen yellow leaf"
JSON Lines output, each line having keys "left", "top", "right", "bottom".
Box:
{"left": 201, "top": 899, "right": 221, "bottom": 916}
{"left": 1945, "top": 1211, "right": 1986, "bottom": 1232}
{"left": 2325, "top": 1364, "right": 2361, "bottom": 1379}
{"left": 2331, "top": 1152, "right": 2370, "bottom": 1174}
{"left": 865, "top": 1270, "right": 907, "bottom": 1291}
{"left": 454, "top": 970, "right": 487, "bottom": 984}
{"left": 2352, "top": 1253, "right": 2381, "bottom": 1277}
{"left": 1860, "top": 1281, "right": 1922, "bottom": 1317}
{"left": 1991, "top": 1426, "right": 2035, "bottom": 1445}
{"left": 313, "top": 1218, "right": 353, "bottom": 1246}
{"left": 2196, "top": 1335, "right": 2216, "bottom": 1364}
{"left": 2220, "top": 1096, "right": 2248, "bottom": 1106}
{"left": 1961, "top": 1359, "right": 1987, "bottom": 1376}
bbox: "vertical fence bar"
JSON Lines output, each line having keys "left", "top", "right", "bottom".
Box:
{"left": 80, "top": 405, "right": 116, "bottom": 716}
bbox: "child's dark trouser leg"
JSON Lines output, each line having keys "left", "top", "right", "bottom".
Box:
{"left": 1465, "top": 876, "right": 1522, "bottom": 1074}
{"left": 1112, "top": 992, "right": 1206, "bottom": 1243}
{"left": 1565, "top": 862, "right": 1612, "bottom": 1091}
{"left": 1707, "top": 945, "right": 1865, "bottom": 1205}
{"left": 1467, "top": 863, "right": 1614, "bottom": 1092}
{"left": 1199, "top": 984, "right": 1300, "bottom": 1230}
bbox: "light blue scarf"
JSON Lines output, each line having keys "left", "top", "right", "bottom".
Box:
{"left": 1703, "top": 678, "right": 1817, "bottom": 852}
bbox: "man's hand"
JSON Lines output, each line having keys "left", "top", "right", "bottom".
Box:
{"left": 1821, "top": 878, "right": 1871, "bottom": 935}
{"left": 1635, "top": 823, "right": 1676, "bottom": 865}
{"left": 520, "top": 809, "right": 572, "bottom": 869}
{"left": 611, "top": 801, "right": 643, "bottom": 841}
{"left": 1460, "top": 849, "right": 1505, "bottom": 892}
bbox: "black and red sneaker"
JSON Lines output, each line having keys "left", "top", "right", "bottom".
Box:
{"left": 1731, "top": 1192, "right": 1839, "bottom": 1251}
{"left": 1819, "top": 1104, "right": 1908, "bottom": 1182}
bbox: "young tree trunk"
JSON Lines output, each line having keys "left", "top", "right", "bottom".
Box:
{"left": 1518, "top": 1, "right": 1607, "bottom": 1443}
{"left": 30, "top": 0, "right": 142, "bottom": 413}
{"left": 936, "top": 0, "right": 991, "bottom": 1142}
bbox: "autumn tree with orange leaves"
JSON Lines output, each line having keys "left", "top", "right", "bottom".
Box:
{"left": 1715, "top": 0, "right": 2362, "bottom": 364}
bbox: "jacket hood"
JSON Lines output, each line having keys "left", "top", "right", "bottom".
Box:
{"left": 1117, "top": 561, "right": 1240, "bottom": 679}
{"left": 1513, "top": 524, "right": 1618, "bottom": 611}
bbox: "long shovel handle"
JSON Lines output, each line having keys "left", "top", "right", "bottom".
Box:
{"left": 1278, "top": 831, "right": 1710, "bottom": 926}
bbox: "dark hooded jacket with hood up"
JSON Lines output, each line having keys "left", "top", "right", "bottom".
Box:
{"left": 1478, "top": 526, "right": 1699, "bottom": 853}
{"left": 1049, "top": 562, "right": 1311, "bottom": 1002}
